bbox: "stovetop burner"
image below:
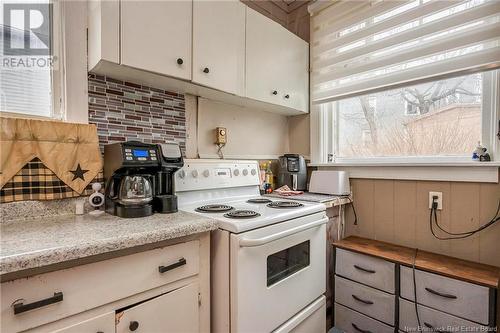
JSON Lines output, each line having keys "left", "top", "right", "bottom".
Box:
{"left": 247, "top": 198, "right": 272, "bottom": 204}
{"left": 196, "top": 204, "right": 234, "bottom": 213}
{"left": 267, "top": 201, "right": 304, "bottom": 209}
{"left": 223, "top": 210, "right": 261, "bottom": 219}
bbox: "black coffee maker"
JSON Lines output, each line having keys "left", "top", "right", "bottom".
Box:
{"left": 104, "top": 141, "right": 183, "bottom": 218}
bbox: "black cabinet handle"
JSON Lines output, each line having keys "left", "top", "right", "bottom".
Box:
{"left": 424, "top": 322, "right": 452, "bottom": 332}
{"left": 13, "top": 292, "right": 63, "bottom": 315}
{"left": 353, "top": 264, "right": 376, "bottom": 274}
{"left": 425, "top": 287, "right": 457, "bottom": 299}
{"left": 284, "top": 94, "right": 290, "bottom": 99}
{"left": 352, "top": 323, "right": 372, "bottom": 333}
{"left": 129, "top": 321, "right": 139, "bottom": 331}
{"left": 177, "top": 58, "right": 183, "bottom": 65}
{"left": 352, "top": 294, "right": 374, "bottom": 305}
{"left": 203, "top": 67, "right": 209, "bottom": 73}
{"left": 158, "top": 258, "right": 186, "bottom": 274}
{"left": 272, "top": 90, "right": 278, "bottom": 95}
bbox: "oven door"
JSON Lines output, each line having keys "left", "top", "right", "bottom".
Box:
{"left": 230, "top": 211, "right": 327, "bottom": 333}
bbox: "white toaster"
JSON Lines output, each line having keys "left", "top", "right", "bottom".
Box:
{"left": 308, "top": 170, "right": 350, "bottom": 195}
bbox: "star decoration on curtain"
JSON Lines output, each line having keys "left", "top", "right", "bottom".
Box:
{"left": 70, "top": 164, "right": 89, "bottom": 181}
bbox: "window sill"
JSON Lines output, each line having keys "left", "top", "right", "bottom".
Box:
{"left": 309, "top": 161, "right": 500, "bottom": 167}
{"left": 308, "top": 162, "right": 500, "bottom": 183}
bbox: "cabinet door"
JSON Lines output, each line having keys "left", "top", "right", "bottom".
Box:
{"left": 193, "top": 0, "right": 245, "bottom": 95}
{"left": 280, "top": 31, "right": 309, "bottom": 113}
{"left": 121, "top": 0, "right": 192, "bottom": 80}
{"left": 246, "top": 8, "right": 309, "bottom": 113}
{"left": 116, "top": 283, "right": 199, "bottom": 333}
{"left": 53, "top": 312, "right": 115, "bottom": 333}
{"left": 245, "top": 7, "right": 286, "bottom": 107}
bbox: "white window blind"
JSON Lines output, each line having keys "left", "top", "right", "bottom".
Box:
{"left": 310, "top": 0, "right": 500, "bottom": 104}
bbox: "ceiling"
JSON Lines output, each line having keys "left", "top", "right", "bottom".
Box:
{"left": 272, "top": 0, "right": 311, "bottom": 13}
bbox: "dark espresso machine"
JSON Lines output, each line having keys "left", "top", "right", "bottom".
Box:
{"left": 104, "top": 141, "right": 183, "bottom": 218}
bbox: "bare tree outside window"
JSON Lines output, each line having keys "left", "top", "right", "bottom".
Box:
{"left": 336, "top": 73, "right": 482, "bottom": 158}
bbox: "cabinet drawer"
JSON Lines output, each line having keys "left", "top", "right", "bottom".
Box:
{"left": 116, "top": 283, "right": 199, "bottom": 333}
{"left": 52, "top": 312, "right": 115, "bottom": 333}
{"left": 335, "top": 275, "right": 395, "bottom": 325}
{"left": 399, "top": 298, "right": 487, "bottom": 332}
{"left": 1, "top": 240, "right": 199, "bottom": 333}
{"left": 400, "top": 266, "right": 490, "bottom": 325}
{"left": 335, "top": 248, "right": 395, "bottom": 293}
{"left": 334, "top": 303, "right": 393, "bottom": 333}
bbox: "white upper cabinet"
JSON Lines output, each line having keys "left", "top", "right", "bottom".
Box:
{"left": 120, "top": 0, "right": 192, "bottom": 80}
{"left": 87, "top": 1, "right": 309, "bottom": 114}
{"left": 192, "top": 1, "right": 245, "bottom": 95}
{"left": 280, "top": 30, "right": 309, "bottom": 112}
{"left": 246, "top": 8, "right": 309, "bottom": 113}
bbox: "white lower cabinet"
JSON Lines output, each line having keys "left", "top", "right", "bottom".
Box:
{"left": 116, "top": 283, "right": 199, "bottom": 333}
{"left": 53, "top": 312, "right": 115, "bottom": 333}
{"left": 2, "top": 235, "right": 210, "bottom": 333}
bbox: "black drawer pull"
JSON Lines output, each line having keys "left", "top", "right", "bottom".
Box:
{"left": 158, "top": 258, "right": 186, "bottom": 274}
{"left": 425, "top": 287, "right": 457, "bottom": 299}
{"left": 353, "top": 264, "right": 376, "bottom": 274}
{"left": 13, "top": 292, "right": 63, "bottom": 314}
{"left": 129, "top": 320, "right": 139, "bottom": 331}
{"left": 352, "top": 294, "right": 374, "bottom": 305}
{"left": 424, "top": 322, "right": 452, "bottom": 332}
{"left": 352, "top": 323, "right": 372, "bottom": 333}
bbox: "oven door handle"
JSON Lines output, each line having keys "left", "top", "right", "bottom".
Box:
{"left": 238, "top": 217, "right": 328, "bottom": 247}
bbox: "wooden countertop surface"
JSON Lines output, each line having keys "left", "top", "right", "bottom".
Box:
{"left": 333, "top": 236, "right": 500, "bottom": 289}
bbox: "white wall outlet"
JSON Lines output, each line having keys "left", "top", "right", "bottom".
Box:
{"left": 429, "top": 191, "right": 443, "bottom": 210}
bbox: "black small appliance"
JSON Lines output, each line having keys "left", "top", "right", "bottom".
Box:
{"left": 104, "top": 141, "right": 183, "bottom": 218}
{"left": 277, "top": 154, "right": 307, "bottom": 191}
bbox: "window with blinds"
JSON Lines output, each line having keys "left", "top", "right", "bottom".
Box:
{"left": 309, "top": 0, "right": 500, "bottom": 163}
{"left": 310, "top": 0, "right": 500, "bottom": 104}
{"left": 0, "top": 0, "right": 62, "bottom": 119}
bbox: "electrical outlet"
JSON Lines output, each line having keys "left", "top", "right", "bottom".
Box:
{"left": 429, "top": 191, "right": 443, "bottom": 210}
{"left": 215, "top": 127, "right": 227, "bottom": 145}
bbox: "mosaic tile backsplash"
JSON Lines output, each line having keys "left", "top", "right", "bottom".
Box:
{"left": 88, "top": 74, "right": 186, "bottom": 153}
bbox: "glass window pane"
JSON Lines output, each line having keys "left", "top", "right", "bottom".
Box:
{"left": 267, "top": 240, "right": 310, "bottom": 287}
{"left": 0, "top": 1, "right": 53, "bottom": 118}
{"left": 334, "top": 73, "right": 483, "bottom": 158}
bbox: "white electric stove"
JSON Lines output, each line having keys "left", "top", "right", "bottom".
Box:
{"left": 175, "top": 159, "right": 327, "bottom": 333}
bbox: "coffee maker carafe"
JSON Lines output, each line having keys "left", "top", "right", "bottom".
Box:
{"left": 104, "top": 141, "right": 183, "bottom": 218}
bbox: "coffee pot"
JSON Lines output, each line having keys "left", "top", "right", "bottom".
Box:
{"left": 118, "top": 175, "right": 153, "bottom": 205}
{"left": 104, "top": 141, "right": 183, "bottom": 218}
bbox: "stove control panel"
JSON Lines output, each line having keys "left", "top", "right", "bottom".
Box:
{"left": 175, "top": 159, "right": 260, "bottom": 192}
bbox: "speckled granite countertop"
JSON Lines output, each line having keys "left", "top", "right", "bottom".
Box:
{"left": 0, "top": 211, "right": 218, "bottom": 276}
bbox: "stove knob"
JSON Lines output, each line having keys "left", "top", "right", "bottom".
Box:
{"left": 192, "top": 170, "right": 199, "bottom": 178}
{"left": 203, "top": 169, "right": 210, "bottom": 177}
{"left": 251, "top": 169, "right": 257, "bottom": 176}
{"left": 242, "top": 169, "right": 248, "bottom": 176}
{"left": 233, "top": 169, "right": 240, "bottom": 176}
{"left": 178, "top": 170, "right": 186, "bottom": 179}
